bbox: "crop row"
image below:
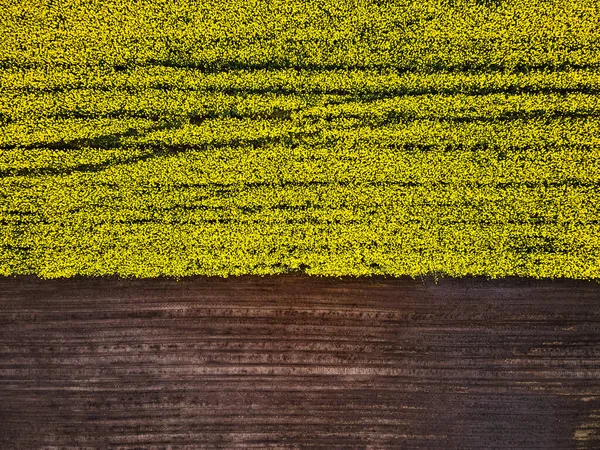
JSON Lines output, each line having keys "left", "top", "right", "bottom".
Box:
{"left": 2, "top": 0, "right": 598, "bottom": 71}
{"left": 3, "top": 177, "right": 599, "bottom": 228}
{"left": 2, "top": 220, "right": 598, "bottom": 278}
{"left": 3, "top": 67, "right": 600, "bottom": 96}
{"left": 2, "top": 144, "right": 599, "bottom": 184}
{"left": 2, "top": 90, "right": 599, "bottom": 123}
{"left": 3, "top": 116, "right": 600, "bottom": 149}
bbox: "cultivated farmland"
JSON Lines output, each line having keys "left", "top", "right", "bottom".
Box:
{"left": 1, "top": 0, "right": 599, "bottom": 278}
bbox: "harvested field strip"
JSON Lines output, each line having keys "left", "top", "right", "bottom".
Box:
{"left": 1, "top": 0, "right": 600, "bottom": 278}
{"left": 0, "top": 276, "right": 599, "bottom": 448}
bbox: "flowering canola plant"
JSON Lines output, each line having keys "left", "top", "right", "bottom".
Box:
{"left": 1, "top": 0, "right": 599, "bottom": 279}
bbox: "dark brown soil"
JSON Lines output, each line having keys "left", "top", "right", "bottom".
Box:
{"left": 0, "top": 275, "right": 599, "bottom": 449}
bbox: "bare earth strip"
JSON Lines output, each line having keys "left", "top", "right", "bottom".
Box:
{"left": 0, "top": 275, "right": 598, "bottom": 449}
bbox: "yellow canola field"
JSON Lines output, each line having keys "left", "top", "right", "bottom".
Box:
{"left": 1, "top": 0, "right": 599, "bottom": 279}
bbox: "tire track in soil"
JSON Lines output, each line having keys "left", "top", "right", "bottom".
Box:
{"left": 0, "top": 275, "right": 598, "bottom": 449}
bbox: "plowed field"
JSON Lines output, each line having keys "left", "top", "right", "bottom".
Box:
{"left": 1, "top": 276, "right": 598, "bottom": 448}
